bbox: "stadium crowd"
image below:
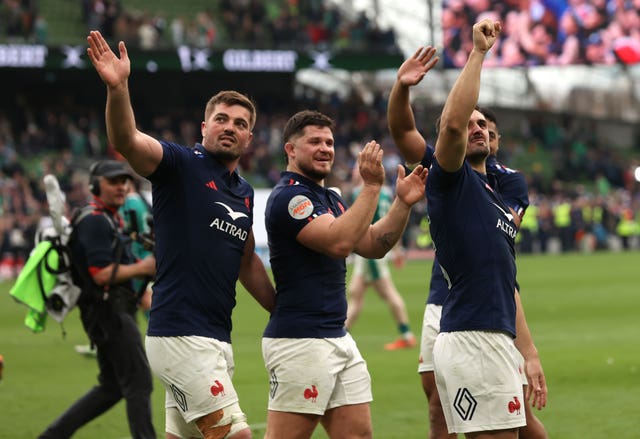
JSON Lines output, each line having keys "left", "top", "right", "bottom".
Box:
{"left": 0, "top": 0, "right": 400, "bottom": 53}
{"left": 442, "top": 0, "right": 640, "bottom": 67}
{"left": 79, "top": 0, "right": 400, "bottom": 52}
{"left": 1, "top": 83, "right": 639, "bottom": 282}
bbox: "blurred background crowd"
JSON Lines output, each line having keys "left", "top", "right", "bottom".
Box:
{"left": 442, "top": 0, "right": 640, "bottom": 67}
{"left": 1, "top": 0, "right": 639, "bottom": 281}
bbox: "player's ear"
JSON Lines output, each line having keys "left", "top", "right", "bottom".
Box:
{"left": 284, "top": 142, "right": 295, "bottom": 159}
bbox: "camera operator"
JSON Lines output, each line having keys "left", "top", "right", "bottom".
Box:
{"left": 39, "top": 160, "right": 157, "bottom": 439}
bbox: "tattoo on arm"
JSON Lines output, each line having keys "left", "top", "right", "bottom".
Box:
{"left": 376, "top": 233, "right": 394, "bottom": 251}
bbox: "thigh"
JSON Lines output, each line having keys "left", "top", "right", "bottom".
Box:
{"left": 433, "top": 331, "right": 525, "bottom": 434}
{"left": 326, "top": 334, "right": 372, "bottom": 410}
{"left": 146, "top": 335, "right": 240, "bottom": 424}
{"left": 264, "top": 410, "right": 321, "bottom": 439}
{"left": 263, "top": 337, "right": 337, "bottom": 415}
{"left": 327, "top": 334, "right": 373, "bottom": 409}
{"left": 262, "top": 335, "right": 372, "bottom": 415}
{"left": 418, "top": 304, "right": 441, "bottom": 373}
{"left": 322, "top": 403, "right": 372, "bottom": 439}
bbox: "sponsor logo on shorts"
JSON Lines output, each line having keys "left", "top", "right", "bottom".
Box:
{"left": 288, "top": 195, "right": 313, "bottom": 219}
{"left": 210, "top": 379, "right": 225, "bottom": 397}
{"left": 453, "top": 387, "right": 477, "bottom": 421}
{"left": 170, "top": 384, "right": 188, "bottom": 412}
{"left": 508, "top": 396, "right": 521, "bottom": 414}
{"left": 304, "top": 385, "right": 318, "bottom": 402}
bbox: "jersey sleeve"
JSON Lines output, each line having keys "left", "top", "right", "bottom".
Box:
{"left": 268, "top": 185, "right": 332, "bottom": 239}
{"left": 148, "top": 141, "right": 187, "bottom": 183}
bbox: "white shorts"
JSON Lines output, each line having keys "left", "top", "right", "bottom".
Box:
{"left": 516, "top": 349, "right": 527, "bottom": 386}
{"left": 146, "top": 335, "right": 244, "bottom": 430}
{"left": 352, "top": 254, "right": 390, "bottom": 282}
{"left": 433, "top": 331, "right": 526, "bottom": 434}
{"left": 418, "top": 303, "right": 442, "bottom": 373}
{"left": 262, "top": 333, "right": 372, "bottom": 415}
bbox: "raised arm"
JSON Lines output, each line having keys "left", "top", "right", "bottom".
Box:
{"left": 388, "top": 47, "right": 438, "bottom": 165}
{"left": 296, "top": 141, "right": 385, "bottom": 259}
{"left": 87, "top": 31, "right": 162, "bottom": 177}
{"left": 435, "top": 20, "right": 501, "bottom": 172}
{"left": 355, "top": 164, "right": 427, "bottom": 258}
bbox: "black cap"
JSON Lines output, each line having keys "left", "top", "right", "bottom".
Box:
{"left": 91, "top": 160, "right": 134, "bottom": 180}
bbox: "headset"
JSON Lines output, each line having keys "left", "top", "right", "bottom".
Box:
{"left": 88, "top": 161, "right": 103, "bottom": 196}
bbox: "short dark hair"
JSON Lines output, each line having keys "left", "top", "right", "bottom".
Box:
{"left": 204, "top": 90, "right": 257, "bottom": 129}
{"left": 282, "top": 110, "right": 334, "bottom": 143}
{"left": 478, "top": 106, "right": 498, "bottom": 130}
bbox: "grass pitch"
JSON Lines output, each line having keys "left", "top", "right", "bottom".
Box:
{"left": 1, "top": 250, "right": 639, "bottom": 438}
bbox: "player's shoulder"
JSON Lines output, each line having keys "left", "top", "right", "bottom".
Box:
{"left": 487, "top": 159, "right": 521, "bottom": 176}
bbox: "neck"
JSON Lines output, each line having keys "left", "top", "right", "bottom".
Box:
{"left": 287, "top": 165, "right": 325, "bottom": 187}
{"left": 467, "top": 157, "right": 486, "bottom": 174}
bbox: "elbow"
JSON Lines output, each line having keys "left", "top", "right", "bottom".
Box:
{"left": 440, "top": 120, "right": 465, "bottom": 138}
{"left": 369, "top": 248, "right": 388, "bottom": 259}
{"left": 328, "top": 242, "right": 353, "bottom": 259}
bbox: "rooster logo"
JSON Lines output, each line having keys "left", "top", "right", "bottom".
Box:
{"left": 210, "top": 380, "right": 225, "bottom": 397}
{"left": 215, "top": 202, "right": 248, "bottom": 221}
{"left": 304, "top": 385, "right": 318, "bottom": 402}
{"left": 508, "top": 396, "right": 521, "bottom": 414}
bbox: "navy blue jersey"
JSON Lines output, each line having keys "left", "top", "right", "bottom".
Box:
{"left": 426, "top": 159, "right": 517, "bottom": 337}
{"left": 417, "top": 145, "right": 449, "bottom": 306}
{"left": 426, "top": 255, "right": 449, "bottom": 305}
{"left": 146, "top": 142, "right": 254, "bottom": 342}
{"left": 486, "top": 156, "right": 529, "bottom": 219}
{"left": 264, "top": 171, "right": 349, "bottom": 338}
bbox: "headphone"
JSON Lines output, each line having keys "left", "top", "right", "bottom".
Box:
{"left": 88, "top": 161, "right": 102, "bottom": 196}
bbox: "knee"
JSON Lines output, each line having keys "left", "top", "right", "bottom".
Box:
{"left": 196, "top": 404, "right": 251, "bottom": 439}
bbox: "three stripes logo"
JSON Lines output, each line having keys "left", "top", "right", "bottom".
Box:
{"left": 206, "top": 180, "right": 218, "bottom": 190}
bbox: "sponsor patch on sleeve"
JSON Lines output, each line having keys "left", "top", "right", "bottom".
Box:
{"left": 288, "top": 195, "right": 314, "bottom": 220}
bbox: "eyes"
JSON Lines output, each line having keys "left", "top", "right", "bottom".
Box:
{"left": 308, "top": 137, "right": 334, "bottom": 147}
{"left": 488, "top": 131, "right": 498, "bottom": 140}
{"left": 214, "top": 114, "right": 249, "bottom": 130}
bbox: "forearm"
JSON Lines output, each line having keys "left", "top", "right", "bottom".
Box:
{"left": 514, "top": 289, "right": 539, "bottom": 361}
{"left": 388, "top": 81, "right": 426, "bottom": 165}
{"left": 239, "top": 253, "right": 275, "bottom": 312}
{"left": 436, "top": 50, "right": 486, "bottom": 169}
{"left": 357, "top": 197, "right": 411, "bottom": 259}
{"left": 106, "top": 82, "right": 138, "bottom": 155}
{"left": 92, "top": 261, "right": 148, "bottom": 286}
{"left": 105, "top": 83, "right": 162, "bottom": 176}
{"left": 328, "top": 184, "right": 381, "bottom": 252}
{"left": 442, "top": 49, "right": 484, "bottom": 130}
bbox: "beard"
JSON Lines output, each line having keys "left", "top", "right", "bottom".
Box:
{"left": 466, "top": 145, "right": 489, "bottom": 167}
{"left": 211, "top": 148, "right": 240, "bottom": 162}
{"left": 298, "top": 162, "right": 331, "bottom": 182}
{"left": 205, "top": 139, "right": 243, "bottom": 162}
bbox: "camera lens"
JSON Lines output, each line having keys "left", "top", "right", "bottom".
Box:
{"left": 47, "top": 294, "right": 65, "bottom": 312}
